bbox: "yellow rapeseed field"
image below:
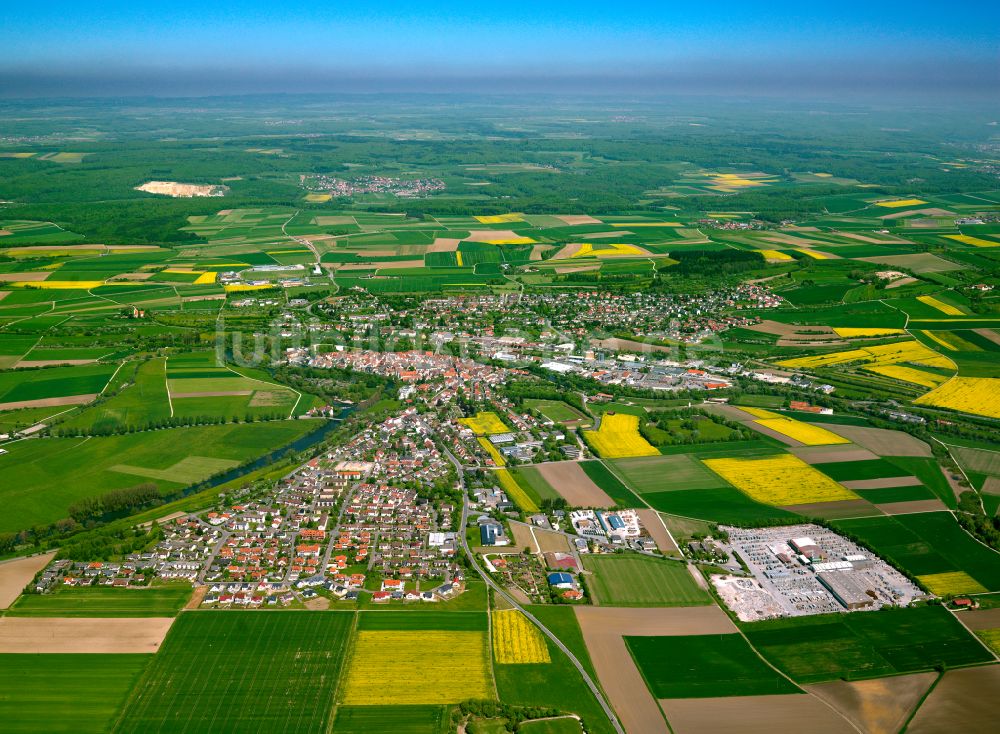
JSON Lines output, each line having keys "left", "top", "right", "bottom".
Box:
{"left": 341, "top": 630, "right": 492, "bottom": 705}
{"left": 456, "top": 252, "right": 464, "bottom": 267}
{"left": 193, "top": 272, "right": 217, "bottom": 285}
{"left": 9, "top": 280, "right": 105, "bottom": 289}
{"left": 917, "top": 295, "right": 964, "bottom": 316}
{"left": 922, "top": 330, "right": 981, "bottom": 352}
{"left": 779, "top": 340, "right": 954, "bottom": 371}
{"left": 916, "top": 572, "right": 988, "bottom": 596}
{"left": 305, "top": 192, "right": 332, "bottom": 202}
{"left": 493, "top": 610, "right": 550, "bottom": 664}
{"left": 475, "top": 213, "right": 524, "bottom": 224}
{"left": 704, "top": 454, "right": 859, "bottom": 506}
{"left": 832, "top": 327, "right": 906, "bottom": 338}
{"left": 484, "top": 237, "right": 536, "bottom": 245}
{"left": 223, "top": 284, "right": 275, "bottom": 292}
{"left": 570, "top": 243, "right": 646, "bottom": 258}
{"left": 976, "top": 629, "right": 1000, "bottom": 655}
{"left": 943, "top": 234, "right": 1000, "bottom": 248}
{"left": 864, "top": 364, "right": 948, "bottom": 389}
{"left": 477, "top": 437, "right": 506, "bottom": 467}
{"left": 495, "top": 469, "right": 540, "bottom": 513}
{"left": 875, "top": 198, "right": 927, "bottom": 208}
{"left": 740, "top": 408, "right": 849, "bottom": 446}
{"left": 583, "top": 412, "right": 659, "bottom": 458}
{"left": 460, "top": 411, "right": 510, "bottom": 435}
{"left": 759, "top": 249, "right": 793, "bottom": 261}
{"left": 794, "top": 248, "right": 832, "bottom": 260}
{"left": 914, "top": 377, "right": 1000, "bottom": 419}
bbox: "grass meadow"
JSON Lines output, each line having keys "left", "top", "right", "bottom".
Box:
{"left": 583, "top": 555, "right": 710, "bottom": 607}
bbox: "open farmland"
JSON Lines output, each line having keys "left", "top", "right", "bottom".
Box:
{"left": 610, "top": 454, "right": 730, "bottom": 494}
{"left": 627, "top": 634, "right": 800, "bottom": 698}
{"left": 741, "top": 605, "right": 992, "bottom": 683}
{"left": 739, "top": 407, "right": 851, "bottom": 445}
{"left": 583, "top": 413, "right": 659, "bottom": 458}
{"left": 658, "top": 694, "right": 854, "bottom": 734}
{"left": 583, "top": 555, "right": 710, "bottom": 607}
{"left": 703, "top": 453, "right": 859, "bottom": 506}
{"left": 7, "top": 584, "right": 192, "bottom": 617}
{"left": 493, "top": 609, "right": 550, "bottom": 664}
{"left": 115, "top": 612, "right": 353, "bottom": 734}
{"left": 0, "top": 552, "right": 56, "bottom": 608}
{"left": 340, "top": 628, "right": 492, "bottom": 704}
{"left": 460, "top": 411, "right": 510, "bottom": 435}
{"left": 0, "top": 420, "right": 314, "bottom": 531}
{"left": 906, "top": 666, "right": 1000, "bottom": 733}
{"left": 914, "top": 376, "right": 1000, "bottom": 419}
{"left": 0, "top": 654, "right": 150, "bottom": 734}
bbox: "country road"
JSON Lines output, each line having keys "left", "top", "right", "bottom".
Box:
{"left": 446, "top": 449, "right": 626, "bottom": 734}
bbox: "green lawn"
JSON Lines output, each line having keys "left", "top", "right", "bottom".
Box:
{"left": 115, "top": 611, "right": 354, "bottom": 734}
{"left": 741, "top": 605, "right": 992, "bottom": 683}
{"left": 7, "top": 584, "right": 192, "bottom": 617}
{"left": 625, "top": 634, "right": 800, "bottom": 698}
{"left": 582, "top": 555, "right": 710, "bottom": 607}
{"left": 524, "top": 399, "right": 591, "bottom": 425}
{"left": 0, "top": 420, "right": 314, "bottom": 532}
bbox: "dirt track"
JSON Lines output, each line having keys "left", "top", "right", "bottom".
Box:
{"left": 534, "top": 462, "right": 614, "bottom": 507}
{"left": 0, "top": 552, "right": 56, "bottom": 608}
{"left": 0, "top": 617, "right": 175, "bottom": 653}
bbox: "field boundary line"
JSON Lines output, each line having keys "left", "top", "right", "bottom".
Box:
{"left": 164, "top": 356, "right": 174, "bottom": 417}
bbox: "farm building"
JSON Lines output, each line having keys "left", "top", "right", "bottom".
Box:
{"left": 548, "top": 572, "right": 575, "bottom": 590}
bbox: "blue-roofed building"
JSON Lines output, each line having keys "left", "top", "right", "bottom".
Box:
{"left": 547, "top": 572, "right": 575, "bottom": 589}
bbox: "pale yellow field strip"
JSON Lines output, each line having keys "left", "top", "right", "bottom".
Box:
{"left": 0, "top": 617, "right": 175, "bottom": 653}
{"left": 0, "top": 552, "right": 56, "bottom": 609}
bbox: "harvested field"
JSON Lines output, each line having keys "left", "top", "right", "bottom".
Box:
{"left": 816, "top": 425, "right": 931, "bottom": 456}
{"left": 509, "top": 521, "right": 572, "bottom": 554}
{"left": 658, "top": 695, "right": 850, "bottom": 734}
{"left": 427, "top": 237, "right": 460, "bottom": 252}
{"left": 534, "top": 461, "right": 614, "bottom": 507}
{"left": 582, "top": 230, "right": 633, "bottom": 238}
{"left": 464, "top": 229, "right": 521, "bottom": 242}
{"left": 805, "top": 673, "right": 936, "bottom": 734}
{"left": 956, "top": 607, "right": 1000, "bottom": 631}
{"left": 575, "top": 605, "right": 735, "bottom": 637}
{"left": 0, "top": 272, "right": 50, "bottom": 282}
{"left": 877, "top": 499, "right": 948, "bottom": 514}
{"left": 636, "top": 509, "right": 679, "bottom": 555}
{"left": 340, "top": 259, "right": 425, "bottom": 270}
{"left": 552, "top": 242, "right": 584, "bottom": 258}
{"left": 0, "top": 552, "right": 56, "bottom": 608}
{"left": 558, "top": 215, "right": 602, "bottom": 225}
{"left": 554, "top": 264, "right": 600, "bottom": 274}
{"left": 906, "top": 666, "right": 1000, "bottom": 734}
{"left": 886, "top": 276, "right": 918, "bottom": 288}
{"left": 0, "top": 617, "right": 174, "bottom": 653}
{"left": 841, "top": 476, "right": 921, "bottom": 489}
{"left": 0, "top": 393, "right": 97, "bottom": 411}
{"left": 857, "top": 253, "right": 962, "bottom": 273}
{"left": 789, "top": 445, "right": 879, "bottom": 464}
{"left": 746, "top": 320, "right": 836, "bottom": 338}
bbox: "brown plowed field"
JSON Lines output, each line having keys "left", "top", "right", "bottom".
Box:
{"left": 0, "top": 617, "right": 175, "bottom": 653}
{"left": 535, "top": 461, "right": 615, "bottom": 507}
{"left": 0, "top": 552, "right": 56, "bottom": 609}
{"left": 813, "top": 424, "right": 931, "bottom": 457}
{"left": 806, "top": 672, "right": 936, "bottom": 734}
{"left": 906, "top": 666, "right": 1000, "bottom": 733}
{"left": 659, "top": 694, "right": 853, "bottom": 734}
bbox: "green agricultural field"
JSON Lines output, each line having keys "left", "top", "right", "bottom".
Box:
{"left": 60, "top": 357, "right": 171, "bottom": 431}
{"left": 115, "top": 611, "right": 354, "bottom": 734}
{"left": 834, "top": 512, "right": 1000, "bottom": 591}
{"left": 578, "top": 460, "right": 643, "bottom": 507}
{"left": 7, "top": 583, "right": 192, "bottom": 617}
{"left": 0, "top": 654, "right": 150, "bottom": 734}
{"left": 511, "top": 467, "right": 562, "bottom": 503}
{"left": 494, "top": 613, "right": 616, "bottom": 734}
{"left": 0, "top": 362, "right": 117, "bottom": 406}
{"left": 641, "top": 486, "right": 798, "bottom": 524}
{"left": 582, "top": 555, "right": 711, "bottom": 607}
{"left": 813, "top": 458, "right": 913, "bottom": 482}
{"left": 609, "top": 454, "right": 731, "bottom": 493}
{"left": 524, "top": 399, "right": 591, "bottom": 425}
{"left": 519, "top": 719, "right": 584, "bottom": 734}
{"left": 625, "top": 634, "right": 800, "bottom": 698}
{"left": 0, "top": 420, "right": 314, "bottom": 531}
{"left": 331, "top": 706, "right": 450, "bottom": 734}
{"left": 355, "top": 610, "right": 488, "bottom": 631}
{"left": 741, "top": 605, "right": 992, "bottom": 683}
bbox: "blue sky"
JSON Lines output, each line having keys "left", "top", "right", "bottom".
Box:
{"left": 2, "top": 2, "right": 997, "bottom": 96}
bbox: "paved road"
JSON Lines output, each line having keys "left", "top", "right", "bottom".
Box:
{"left": 446, "top": 449, "right": 625, "bottom": 734}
